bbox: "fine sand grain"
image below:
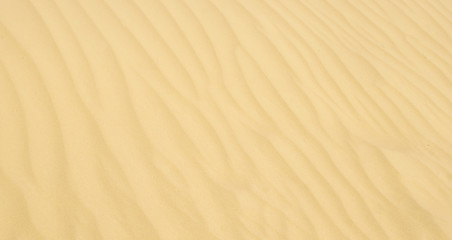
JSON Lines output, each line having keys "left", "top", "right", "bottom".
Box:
{"left": 1, "top": 0, "right": 452, "bottom": 239}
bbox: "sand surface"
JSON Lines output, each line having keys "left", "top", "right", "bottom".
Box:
{"left": 1, "top": 0, "right": 452, "bottom": 239}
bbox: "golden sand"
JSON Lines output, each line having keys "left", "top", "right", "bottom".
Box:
{"left": 1, "top": 0, "right": 452, "bottom": 239}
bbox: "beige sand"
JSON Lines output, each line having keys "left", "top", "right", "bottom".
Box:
{"left": 1, "top": 0, "right": 452, "bottom": 239}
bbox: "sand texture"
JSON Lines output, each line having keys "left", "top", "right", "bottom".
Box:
{"left": 1, "top": 0, "right": 452, "bottom": 239}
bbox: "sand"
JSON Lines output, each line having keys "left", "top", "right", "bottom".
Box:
{"left": 1, "top": 0, "right": 452, "bottom": 239}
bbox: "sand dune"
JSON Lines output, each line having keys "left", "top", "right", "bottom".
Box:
{"left": 1, "top": 0, "right": 452, "bottom": 239}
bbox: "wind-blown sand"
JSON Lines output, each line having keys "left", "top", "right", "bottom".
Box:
{"left": 1, "top": 0, "right": 452, "bottom": 239}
